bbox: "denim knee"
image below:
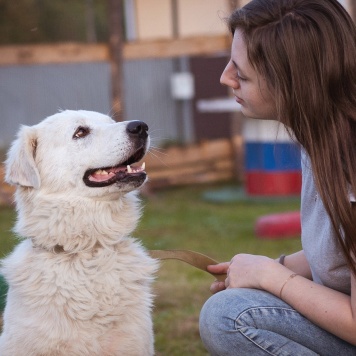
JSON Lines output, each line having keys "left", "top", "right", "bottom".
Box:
{"left": 199, "top": 290, "right": 228, "bottom": 342}
{"left": 199, "top": 289, "right": 246, "bottom": 355}
{"left": 200, "top": 288, "right": 272, "bottom": 339}
{"left": 199, "top": 288, "right": 356, "bottom": 356}
{"left": 199, "top": 288, "right": 302, "bottom": 356}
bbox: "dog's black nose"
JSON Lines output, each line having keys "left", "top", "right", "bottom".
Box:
{"left": 126, "top": 121, "right": 149, "bottom": 139}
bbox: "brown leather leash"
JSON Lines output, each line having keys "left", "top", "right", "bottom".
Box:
{"left": 148, "top": 249, "right": 226, "bottom": 282}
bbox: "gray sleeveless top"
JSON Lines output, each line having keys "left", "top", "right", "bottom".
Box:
{"left": 301, "top": 151, "right": 351, "bottom": 295}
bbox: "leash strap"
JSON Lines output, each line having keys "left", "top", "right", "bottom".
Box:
{"left": 148, "top": 249, "right": 226, "bottom": 282}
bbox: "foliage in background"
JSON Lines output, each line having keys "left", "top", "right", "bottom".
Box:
{"left": 0, "top": 183, "right": 302, "bottom": 355}
{"left": 0, "top": 0, "right": 108, "bottom": 44}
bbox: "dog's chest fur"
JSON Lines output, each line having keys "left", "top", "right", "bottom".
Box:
{"left": 3, "top": 239, "right": 155, "bottom": 320}
{"left": 0, "top": 193, "right": 158, "bottom": 355}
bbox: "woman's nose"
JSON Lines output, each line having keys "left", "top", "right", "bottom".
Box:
{"left": 220, "top": 61, "right": 238, "bottom": 89}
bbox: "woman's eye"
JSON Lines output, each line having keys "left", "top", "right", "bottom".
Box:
{"left": 73, "top": 126, "right": 90, "bottom": 139}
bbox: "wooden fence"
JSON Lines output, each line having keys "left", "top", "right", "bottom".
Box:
{"left": 0, "top": 36, "right": 230, "bottom": 67}
{"left": 144, "top": 138, "right": 235, "bottom": 188}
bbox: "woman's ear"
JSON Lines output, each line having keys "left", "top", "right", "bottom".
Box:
{"left": 5, "top": 125, "right": 41, "bottom": 189}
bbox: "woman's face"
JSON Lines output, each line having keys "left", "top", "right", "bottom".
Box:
{"left": 221, "top": 29, "right": 277, "bottom": 120}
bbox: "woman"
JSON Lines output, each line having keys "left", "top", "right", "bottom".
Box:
{"left": 199, "top": 0, "right": 356, "bottom": 355}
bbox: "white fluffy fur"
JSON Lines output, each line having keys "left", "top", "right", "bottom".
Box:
{"left": 0, "top": 110, "right": 158, "bottom": 356}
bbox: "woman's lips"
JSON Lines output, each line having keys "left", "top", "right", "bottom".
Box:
{"left": 235, "top": 96, "right": 243, "bottom": 104}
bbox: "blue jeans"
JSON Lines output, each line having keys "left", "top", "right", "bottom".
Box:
{"left": 199, "top": 289, "right": 356, "bottom": 355}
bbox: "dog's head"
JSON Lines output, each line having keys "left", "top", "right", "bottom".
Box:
{"left": 5, "top": 110, "right": 150, "bottom": 198}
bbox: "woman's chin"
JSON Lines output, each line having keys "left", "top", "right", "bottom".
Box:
{"left": 241, "top": 109, "right": 277, "bottom": 121}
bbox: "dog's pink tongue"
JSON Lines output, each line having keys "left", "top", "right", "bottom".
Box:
{"left": 89, "top": 169, "right": 116, "bottom": 182}
{"left": 88, "top": 162, "right": 146, "bottom": 182}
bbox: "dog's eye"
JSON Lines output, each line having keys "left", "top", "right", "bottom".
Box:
{"left": 73, "top": 126, "right": 90, "bottom": 139}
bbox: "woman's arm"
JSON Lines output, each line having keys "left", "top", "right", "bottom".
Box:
{"left": 275, "top": 203, "right": 356, "bottom": 345}
{"left": 208, "top": 246, "right": 356, "bottom": 344}
{"left": 226, "top": 254, "right": 356, "bottom": 346}
{"left": 276, "top": 250, "right": 312, "bottom": 279}
{"left": 208, "top": 249, "right": 312, "bottom": 293}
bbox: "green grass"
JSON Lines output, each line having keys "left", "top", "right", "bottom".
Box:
{"left": 0, "top": 183, "right": 302, "bottom": 355}
{"left": 0, "top": 207, "right": 18, "bottom": 258}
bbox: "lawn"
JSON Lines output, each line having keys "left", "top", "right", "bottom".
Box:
{"left": 0, "top": 183, "right": 301, "bottom": 355}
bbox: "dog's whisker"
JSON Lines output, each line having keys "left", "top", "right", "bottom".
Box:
{"left": 148, "top": 128, "right": 165, "bottom": 136}
{"left": 147, "top": 150, "right": 170, "bottom": 167}
{"left": 149, "top": 146, "right": 168, "bottom": 156}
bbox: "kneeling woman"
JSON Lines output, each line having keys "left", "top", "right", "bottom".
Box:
{"left": 199, "top": 0, "right": 356, "bottom": 355}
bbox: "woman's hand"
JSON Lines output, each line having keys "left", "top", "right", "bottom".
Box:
{"left": 207, "top": 262, "right": 230, "bottom": 294}
{"left": 225, "top": 254, "right": 274, "bottom": 289}
{"left": 208, "top": 254, "right": 277, "bottom": 294}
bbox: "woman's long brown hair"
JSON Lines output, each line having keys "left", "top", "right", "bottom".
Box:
{"left": 229, "top": 0, "right": 356, "bottom": 276}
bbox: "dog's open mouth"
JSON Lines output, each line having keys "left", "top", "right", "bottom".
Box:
{"left": 83, "top": 147, "right": 147, "bottom": 187}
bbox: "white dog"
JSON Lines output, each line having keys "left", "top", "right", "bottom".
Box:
{"left": 0, "top": 110, "right": 158, "bottom": 356}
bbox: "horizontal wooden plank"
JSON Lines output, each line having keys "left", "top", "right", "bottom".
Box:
{"left": 148, "top": 171, "right": 232, "bottom": 188}
{"left": 0, "top": 35, "right": 230, "bottom": 66}
{"left": 148, "top": 158, "right": 233, "bottom": 179}
{"left": 0, "top": 43, "right": 110, "bottom": 67}
{"left": 124, "top": 35, "right": 230, "bottom": 59}
{"left": 145, "top": 139, "right": 233, "bottom": 168}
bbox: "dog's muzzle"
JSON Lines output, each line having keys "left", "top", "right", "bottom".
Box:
{"left": 83, "top": 121, "right": 149, "bottom": 188}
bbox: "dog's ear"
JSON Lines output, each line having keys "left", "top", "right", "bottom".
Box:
{"left": 5, "top": 125, "right": 41, "bottom": 189}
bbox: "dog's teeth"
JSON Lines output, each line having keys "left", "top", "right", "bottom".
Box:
{"left": 127, "top": 165, "right": 132, "bottom": 173}
{"left": 102, "top": 170, "right": 108, "bottom": 175}
{"left": 141, "top": 162, "right": 146, "bottom": 170}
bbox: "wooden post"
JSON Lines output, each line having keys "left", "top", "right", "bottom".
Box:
{"left": 108, "top": 0, "right": 124, "bottom": 121}
{"left": 86, "top": 0, "right": 97, "bottom": 43}
{"left": 171, "top": 0, "right": 184, "bottom": 143}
